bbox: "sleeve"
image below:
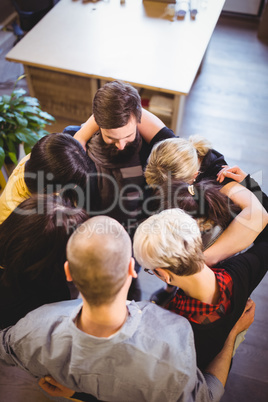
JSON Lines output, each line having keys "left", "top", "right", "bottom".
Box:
{"left": 202, "top": 373, "right": 225, "bottom": 401}
{"left": 0, "top": 326, "right": 24, "bottom": 368}
{"left": 71, "top": 392, "right": 98, "bottom": 401}
{"left": 148, "top": 126, "right": 175, "bottom": 150}
{"left": 0, "top": 156, "right": 31, "bottom": 224}
{"left": 181, "top": 369, "right": 224, "bottom": 402}
{"left": 198, "top": 149, "right": 232, "bottom": 186}
{"left": 221, "top": 240, "right": 268, "bottom": 298}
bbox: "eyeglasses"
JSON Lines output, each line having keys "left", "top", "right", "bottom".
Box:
{"left": 144, "top": 268, "right": 155, "bottom": 275}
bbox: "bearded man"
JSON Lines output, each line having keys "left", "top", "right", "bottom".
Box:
{"left": 74, "top": 81, "right": 175, "bottom": 300}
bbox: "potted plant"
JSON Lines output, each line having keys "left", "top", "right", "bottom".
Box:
{"left": 0, "top": 75, "right": 55, "bottom": 170}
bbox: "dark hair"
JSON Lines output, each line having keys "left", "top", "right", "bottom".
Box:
{"left": 0, "top": 194, "right": 89, "bottom": 291}
{"left": 24, "top": 133, "right": 92, "bottom": 206}
{"left": 93, "top": 80, "right": 142, "bottom": 129}
{"left": 157, "top": 179, "right": 241, "bottom": 229}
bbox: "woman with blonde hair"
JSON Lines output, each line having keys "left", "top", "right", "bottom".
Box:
{"left": 145, "top": 135, "right": 218, "bottom": 186}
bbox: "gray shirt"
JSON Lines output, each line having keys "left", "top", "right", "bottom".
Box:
{"left": 0, "top": 299, "right": 224, "bottom": 402}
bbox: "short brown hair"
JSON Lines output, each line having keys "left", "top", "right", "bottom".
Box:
{"left": 93, "top": 80, "right": 142, "bottom": 129}
{"left": 67, "top": 216, "right": 132, "bottom": 306}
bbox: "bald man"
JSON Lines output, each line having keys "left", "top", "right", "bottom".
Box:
{"left": 0, "top": 216, "right": 254, "bottom": 402}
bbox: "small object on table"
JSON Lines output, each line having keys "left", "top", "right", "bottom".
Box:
{"left": 176, "top": 1, "right": 189, "bottom": 19}
{"left": 190, "top": 0, "right": 198, "bottom": 19}
{"left": 165, "top": 4, "right": 176, "bottom": 18}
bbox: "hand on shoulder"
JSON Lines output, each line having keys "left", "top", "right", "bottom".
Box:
{"left": 217, "top": 165, "right": 247, "bottom": 184}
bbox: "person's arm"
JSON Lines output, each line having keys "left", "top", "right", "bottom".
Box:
{"left": 138, "top": 108, "right": 165, "bottom": 143}
{"left": 38, "top": 377, "right": 74, "bottom": 398}
{"left": 73, "top": 109, "right": 166, "bottom": 150}
{"left": 217, "top": 165, "right": 268, "bottom": 210}
{"left": 38, "top": 376, "right": 98, "bottom": 401}
{"left": 204, "top": 298, "right": 255, "bottom": 387}
{"left": 73, "top": 115, "right": 99, "bottom": 150}
{"left": 204, "top": 181, "right": 268, "bottom": 266}
{"left": 0, "top": 154, "right": 31, "bottom": 224}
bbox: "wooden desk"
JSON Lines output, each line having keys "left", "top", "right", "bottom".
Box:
{"left": 6, "top": 0, "right": 225, "bottom": 134}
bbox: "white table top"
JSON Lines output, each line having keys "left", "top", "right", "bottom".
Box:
{"left": 6, "top": 0, "right": 225, "bottom": 95}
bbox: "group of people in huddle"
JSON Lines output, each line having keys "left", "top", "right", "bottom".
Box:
{"left": 0, "top": 80, "right": 267, "bottom": 402}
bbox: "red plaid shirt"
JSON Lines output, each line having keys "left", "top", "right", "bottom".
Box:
{"left": 166, "top": 269, "right": 233, "bottom": 324}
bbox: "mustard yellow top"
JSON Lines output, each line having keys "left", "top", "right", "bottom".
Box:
{"left": 0, "top": 154, "right": 31, "bottom": 224}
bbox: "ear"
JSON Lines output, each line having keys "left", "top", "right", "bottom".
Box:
{"left": 64, "top": 261, "right": 73, "bottom": 282}
{"left": 156, "top": 268, "right": 171, "bottom": 284}
{"left": 194, "top": 170, "right": 199, "bottom": 179}
{"left": 129, "top": 257, "right": 138, "bottom": 279}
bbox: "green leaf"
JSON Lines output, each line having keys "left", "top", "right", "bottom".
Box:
{"left": 14, "top": 132, "right": 29, "bottom": 143}
{"left": 24, "top": 143, "right": 32, "bottom": 155}
{"left": 7, "top": 139, "right": 17, "bottom": 153}
{"left": 35, "top": 129, "right": 49, "bottom": 138}
{"left": 38, "top": 111, "right": 55, "bottom": 121}
{"left": 14, "top": 114, "right": 28, "bottom": 127}
{"left": 0, "top": 137, "right": 3, "bottom": 147}
{"left": 3, "top": 117, "right": 16, "bottom": 125}
{"left": 6, "top": 112, "right": 16, "bottom": 118}
{"left": 12, "top": 88, "right": 27, "bottom": 98}
{"left": 23, "top": 97, "right": 40, "bottom": 106}
{"left": 1, "top": 104, "right": 10, "bottom": 112}
{"left": 15, "top": 128, "right": 38, "bottom": 146}
{"left": 2, "top": 95, "right": 11, "bottom": 103}
{"left": 26, "top": 115, "right": 47, "bottom": 125}
{"left": 7, "top": 133, "right": 17, "bottom": 142}
{"left": 0, "top": 146, "right": 5, "bottom": 168}
{"left": 17, "top": 105, "right": 39, "bottom": 114}
{"left": 7, "top": 151, "right": 18, "bottom": 165}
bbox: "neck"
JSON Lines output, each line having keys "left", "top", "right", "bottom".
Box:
{"left": 174, "top": 265, "right": 220, "bottom": 304}
{"left": 77, "top": 293, "right": 129, "bottom": 338}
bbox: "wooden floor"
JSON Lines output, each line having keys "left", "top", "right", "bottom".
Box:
{"left": 1, "top": 14, "right": 268, "bottom": 402}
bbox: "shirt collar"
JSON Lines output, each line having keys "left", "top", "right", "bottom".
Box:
{"left": 68, "top": 300, "right": 143, "bottom": 346}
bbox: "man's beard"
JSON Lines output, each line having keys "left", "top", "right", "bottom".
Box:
{"left": 100, "top": 131, "right": 141, "bottom": 163}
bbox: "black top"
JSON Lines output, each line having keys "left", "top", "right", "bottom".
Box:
{"left": 0, "top": 271, "right": 70, "bottom": 329}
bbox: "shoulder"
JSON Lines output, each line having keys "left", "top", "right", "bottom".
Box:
{"left": 139, "top": 127, "right": 175, "bottom": 164}
{"left": 5, "top": 299, "right": 82, "bottom": 343}
{"left": 201, "top": 149, "right": 226, "bottom": 168}
{"left": 149, "top": 127, "right": 175, "bottom": 149}
{"left": 0, "top": 155, "right": 31, "bottom": 223}
{"left": 134, "top": 301, "right": 194, "bottom": 345}
{"left": 127, "top": 301, "right": 196, "bottom": 378}
{"left": 221, "top": 243, "right": 268, "bottom": 283}
{"left": 199, "top": 149, "right": 232, "bottom": 184}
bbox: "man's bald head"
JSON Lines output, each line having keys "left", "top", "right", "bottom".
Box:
{"left": 67, "top": 216, "right": 132, "bottom": 306}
